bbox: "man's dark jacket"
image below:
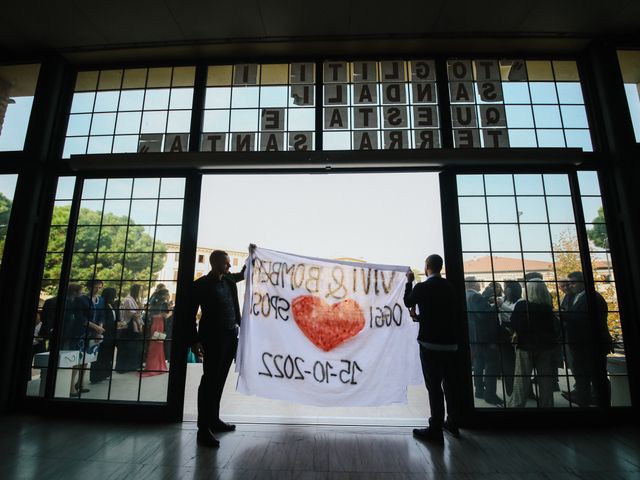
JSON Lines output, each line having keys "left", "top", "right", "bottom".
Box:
{"left": 190, "top": 272, "right": 242, "bottom": 345}
{"left": 404, "top": 275, "right": 460, "bottom": 347}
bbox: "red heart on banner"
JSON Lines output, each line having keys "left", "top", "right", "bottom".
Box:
{"left": 291, "top": 295, "right": 365, "bottom": 352}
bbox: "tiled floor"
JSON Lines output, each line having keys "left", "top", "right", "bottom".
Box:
{"left": 1, "top": 415, "right": 639, "bottom": 479}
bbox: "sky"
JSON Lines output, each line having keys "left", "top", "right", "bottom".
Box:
{"left": 0, "top": 97, "right": 33, "bottom": 151}
{"left": 197, "top": 172, "right": 443, "bottom": 271}
{"left": 624, "top": 84, "right": 640, "bottom": 142}
{"left": 0, "top": 174, "right": 18, "bottom": 200}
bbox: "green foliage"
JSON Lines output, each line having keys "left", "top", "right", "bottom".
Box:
{"left": 587, "top": 207, "right": 608, "bottom": 250}
{"left": 553, "top": 229, "right": 621, "bottom": 343}
{"left": 0, "top": 192, "right": 12, "bottom": 260}
{"left": 42, "top": 205, "right": 167, "bottom": 294}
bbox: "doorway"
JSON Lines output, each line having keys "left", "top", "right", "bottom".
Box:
{"left": 184, "top": 171, "right": 444, "bottom": 425}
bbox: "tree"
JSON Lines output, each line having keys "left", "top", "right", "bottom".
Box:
{"left": 553, "top": 230, "right": 621, "bottom": 343}
{"left": 553, "top": 232, "right": 583, "bottom": 282}
{"left": 587, "top": 207, "right": 608, "bottom": 250}
{"left": 42, "top": 205, "right": 167, "bottom": 295}
{"left": 0, "top": 192, "right": 12, "bottom": 262}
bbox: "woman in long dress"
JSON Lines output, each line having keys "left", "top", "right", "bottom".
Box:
{"left": 141, "top": 288, "right": 171, "bottom": 377}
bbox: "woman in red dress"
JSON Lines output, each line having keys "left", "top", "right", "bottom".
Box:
{"left": 141, "top": 288, "right": 171, "bottom": 377}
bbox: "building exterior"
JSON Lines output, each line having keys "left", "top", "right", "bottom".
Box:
{"left": 158, "top": 243, "right": 248, "bottom": 299}
{"left": 0, "top": 1, "right": 639, "bottom": 428}
{"left": 463, "top": 255, "right": 614, "bottom": 283}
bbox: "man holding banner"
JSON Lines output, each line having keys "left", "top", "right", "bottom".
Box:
{"left": 404, "top": 254, "right": 461, "bottom": 443}
{"left": 190, "top": 249, "right": 246, "bottom": 448}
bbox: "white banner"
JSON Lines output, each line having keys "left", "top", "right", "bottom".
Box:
{"left": 236, "top": 247, "right": 423, "bottom": 407}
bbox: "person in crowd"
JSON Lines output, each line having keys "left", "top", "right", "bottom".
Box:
{"left": 466, "top": 277, "right": 502, "bottom": 405}
{"left": 498, "top": 280, "right": 523, "bottom": 396}
{"left": 562, "top": 271, "right": 613, "bottom": 407}
{"left": 559, "top": 280, "right": 575, "bottom": 313}
{"left": 144, "top": 286, "right": 170, "bottom": 362}
{"left": 482, "top": 282, "right": 504, "bottom": 308}
{"left": 90, "top": 287, "right": 118, "bottom": 384}
{"left": 30, "top": 313, "right": 46, "bottom": 381}
{"left": 190, "top": 249, "right": 248, "bottom": 448}
{"left": 116, "top": 284, "right": 144, "bottom": 373}
{"left": 70, "top": 280, "right": 105, "bottom": 397}
{"left": 60, "top": 284, "right": 84, "bottom": 348}
{"left": 404, "top": 254, "right": 461, "bottom": 443}
{"left": 164, "top": 307, "right": 174, "bottom": 364}
{"left": 521, "top": 271, "right": 562, "bottom": 396}
{"left": 142, "top": 288, "right": 171, "bottom": 376}
{"left": 149, "top": 283, "right": 167, "bottom": 305}
{"left": 558, "top": 280, "right": 575, "bottom": 392}
{"left": 39, "top": 295, "right": 57, "bottom": 346}
{"left": 508, "top": 279, "right": 559, "bottom": 408}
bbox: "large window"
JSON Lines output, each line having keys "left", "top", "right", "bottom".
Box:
{"left": 30, "top": 177, "right": 186, "bottom": 403}
{"left": 60, "top": 58, "right": 597, "bottom": 157}
{"left": 0, "top": 64, "right": 40, "bottom": 152}
{"left": 458, "top": 173, "right": 625, "bottom": 409}
{"left": 63, "top": 67, "right": 195, "bottom": 158}
{"left": 201, "top": 63, "right": 315, "bottom": 152}
{"left": 447, "top": 60, "right": 591, "bottom": 150}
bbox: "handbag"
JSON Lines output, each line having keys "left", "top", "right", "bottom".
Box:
{"left": 151, "top": 331, "right": 167, "bottom": 341}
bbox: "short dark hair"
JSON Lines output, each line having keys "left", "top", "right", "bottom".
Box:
{"left": 426, "top": 254, "right": 443, "bottom": 273}
{"left": 209, "top": 250, "right": 228, "bottom": 265}
{"left": 568, "top": 271, "right": 584, "bottom": 282}
{"left": 102, "top": 287, "right": 117, "bottom": 304}
{"left": 67, "top": 283, "right": 83, "bottom": 296}
{"left": 504, "top": 280, "right": 522, "bottom": 303}
{"left": 130, "top": 284, "right": 142, "bottom": 297}
{"left": 85, "top": 279, "right": 104, "bottom": 290}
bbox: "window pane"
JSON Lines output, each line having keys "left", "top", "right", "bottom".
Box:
{"left": 458, "top": 197, "right": 487, "bottom": 223}
{"left": 461, "top": 224, "right": 490, "bottom": 251}
{"left": 71, "top": 92, "right": 96, "bottom": 113}
{"left": 143, "top": 88, "right": 170, "bottom": 110}
{"left": 487, "top": 196, "right": 518, "bottom": 223}
{"left": 514, "top": 175, "right": 544, "bottom": 195}
{"left": 67, "top": 114, "right": 92, "bottom": 136}
{"left": 0, "top": 64, "right": 40, "bottom": 151}
{"left": 457, "top": 175, "right": 484, "bottom": 196}
{"left": 169, "top": 88, "right": 193, "bottom": 110}
{"left": 516, "top": 196, "right": 548, "bottom": 223}
{"left": 119, "top": 90, "right": 145, "bottom": 111}
{"left": 546, "top": 196, "right": 575, "bottom": 223}
{"left": 93, "top": 91, "right": 120, "bottom": 112}
{"left": 115, "top": 111, "right": 142, "bottom": 135}
{"left": 484, "top": 174, "right": 514, "bottom": 195}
